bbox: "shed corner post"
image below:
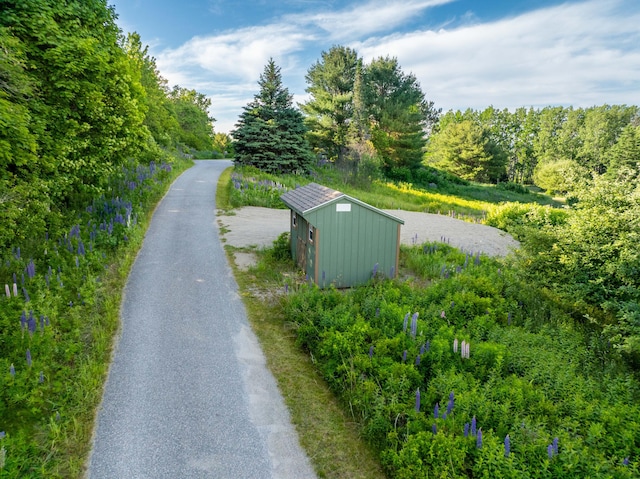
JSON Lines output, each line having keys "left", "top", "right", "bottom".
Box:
{"left": 395, "top": 223, "right": 401, "bottom": 278}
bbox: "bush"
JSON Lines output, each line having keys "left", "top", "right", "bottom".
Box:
{"left": 283, "top": 242, "right": 640, "bottom": 478}
{"left": 485, "top": 202, "right": 569, "bottom": 238}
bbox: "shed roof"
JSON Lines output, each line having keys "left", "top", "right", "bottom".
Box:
{"left": 280, "top": 183, "right": 404, "bottom": 224}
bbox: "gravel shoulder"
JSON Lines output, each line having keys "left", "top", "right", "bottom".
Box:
{"left": 218, "top": 206, "right": 519, "bottom": 257}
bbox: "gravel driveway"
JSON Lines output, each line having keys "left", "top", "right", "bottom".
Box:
{"left": 218, "top": 207, "right": 519, "bottom": 257}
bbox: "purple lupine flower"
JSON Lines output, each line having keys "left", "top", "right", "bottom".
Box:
{"left": 434, "top": 403, "right": 439, "bottom": 419}
{"left": 23, "top": 287, "right": 30, "bottom": 302}
{"left": 20, "top": 311, "right": 27, "bottom": 330}
{"left": 26, "top": 349, "right": 32, "bottom": 367}
{"left": 464, "top": 423, "right": 470, "bottom": 437}
{"left": 476, "top": 429, "right": 483, "bottom": 448}
{"left": 375, "top": 307, "right": 380, "bottom": 317}
{"left": 547, "top": 444, "right": 554, "bottom": 459}
{"left": 420, "top": 343, "right": 426, "bottom": 355}
{"left": 415, "top": 355, "right": 421, "bottom": 366}
{"left": 425, "top": 340, "right": 430, "bottom": 352}
{"left": 504, "top": 435, "right": 511, "bottom": 457}
{"left": 284, "top": 283, "right": 288, "bottom": 294}
{"left": 552, "top": 437, "right": 558, "bottom": 455}
{"left": 403, "top": 312, "right": 409, "bottom": 332}
{"left": 15, "top": 247, "right": 20, "bottom": 259}
{"left": 623, "top": 457, "right": 629, "bottom": 466}
{"left": 78, "top": 240, "right": 85, "bottom": 256}
{"left": 39, "top": 371, "right": 44, "bottom": 383}
{"left": 0, "top": 431, "right": 4, "bottom": 439}
{"left": 432, "top": 424, "right": 437, "bottom": 435}
{"left": 446, "top": 392, "right": 454, "bottom": 415}
{"left": 410, "top": 312, "right": 418, "bottom": 338}
{"left": 402, "top": 350, "right": 407, "bottom": 362}
{"left": 27, "top": 311, "right": 36, "bottom": 335}
{"left": 471, "top": 416, "right": 477, "bottom": 436}
{"left": 369, "top": 345, "right": 374, "bottom": 358}
{"left": 9, "top": 364, "right": 15, "bottom": 377}
{"left": 415, "top": 388, "right": 421, "bottom": 412}
{"left": 372, "top": 263, "right": 378, "bottom": 276}
{"left": 26, "top": 259, "right": 36, "bottom": 279}
{"left": 12, "top": 273, "right": 17, "bottom": 284}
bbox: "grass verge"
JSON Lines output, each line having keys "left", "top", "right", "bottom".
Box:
{"left": 217, "top": 168, "right": 386, "bottom": 479}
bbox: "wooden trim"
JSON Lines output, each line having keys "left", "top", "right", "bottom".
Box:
{"left": 314, "top": 228, "right": 320, "bottom": 284}
{"left": 395, "top": 224, "right": 401, "bottom": 278}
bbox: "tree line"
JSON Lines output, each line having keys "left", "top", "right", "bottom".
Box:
{"left": 427, "top": 105, "right": 640, "bottom": 188}
{"left": 0, "top": 0, "right": 215, "bottom": 254}
{"left": 233, "top": 46, "right": 440, "bottom": 177}
{"left": 233, "top": 46, "right": 640, "bottom": 196}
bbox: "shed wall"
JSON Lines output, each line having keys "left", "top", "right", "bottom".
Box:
{"left": 305, "top": 199, "right": 399, "bottom": 287}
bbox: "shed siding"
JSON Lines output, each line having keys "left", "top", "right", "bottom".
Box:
{"left": 305, "top": 199, "right": 399, "bottom": 287}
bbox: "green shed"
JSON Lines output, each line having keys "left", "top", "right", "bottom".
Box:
{"left": 280, "top": 183, "right": 404, "bottom": 288}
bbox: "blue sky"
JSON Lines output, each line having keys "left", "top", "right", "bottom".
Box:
{"left": 110, "top": 0, "right": 640, "bottom": 133}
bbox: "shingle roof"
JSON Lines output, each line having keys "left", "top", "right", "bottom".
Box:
{"left": 280, "top": 182, "right": 404, "bottom": 224}
{"left": 280, "top": 183, "right": 344, "bottom": 214}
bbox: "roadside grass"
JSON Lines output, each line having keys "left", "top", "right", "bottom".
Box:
{"left": 0, "top": 157, "right": 192, "bottom": 477}
{"left": 216, "top": 172, "right": 387, "bottom": 479}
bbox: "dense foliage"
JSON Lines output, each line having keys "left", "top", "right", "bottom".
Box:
{"left": 301, "top": 46, "right": 439, "bottom": 176}
{"left": 490, "top": 174, "right": 640, "bottom": 369}
{"left": 284, "top": 245, "right": 640, "bottom": 478}
{"left": 0, "top": 0, "right": 215, "bottom": 253}
{"left": 427, "top": 105, "right": 639, "bottom": 188}
{"left": 232, "top": 59, "right": 314, "bottom": 174}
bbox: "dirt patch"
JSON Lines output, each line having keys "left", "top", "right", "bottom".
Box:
{"left": 233, "top": 251, "right": 258, "bottom": 271}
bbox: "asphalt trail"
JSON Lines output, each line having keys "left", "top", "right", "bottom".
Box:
{"left": 87, "top": 160, "right": 316, "bottom": 478}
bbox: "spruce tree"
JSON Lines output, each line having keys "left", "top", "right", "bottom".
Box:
{"left": 233, "top": 59, "right": 313, "bottom": 173}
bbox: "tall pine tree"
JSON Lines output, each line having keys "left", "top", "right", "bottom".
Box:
{"left": 232, "top": 59, "right": 313, "bottom": 173}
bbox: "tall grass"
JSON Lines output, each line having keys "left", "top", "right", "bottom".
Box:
{"left": 229, "top": 164, "right": 560, "bottom": 222}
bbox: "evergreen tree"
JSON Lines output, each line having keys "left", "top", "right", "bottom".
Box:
{"left": 233, "top": 59, "right": 313, "bottom": 173}
{"left": 300, "top": 46, "right": 360, "bottom": 162}
{"left": 606, "top": 124, "right": 640, "bottom": 180}
{"left": 361, "top": 56, "right": 439, "bottom": 174}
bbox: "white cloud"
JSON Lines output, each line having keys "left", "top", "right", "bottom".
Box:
{"left": 286, "top": 0, "right": 455, "bottom": 40}
{"left": 353, "top": 0, "right": 640, "bottom": 111}
{"left": 153, "top": 0, "right": 640, "bottom": 133}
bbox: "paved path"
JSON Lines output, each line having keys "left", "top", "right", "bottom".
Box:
{"left": 87, "top": 160, "right": 316, "bottom": 478}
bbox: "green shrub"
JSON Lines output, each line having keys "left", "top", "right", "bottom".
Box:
{"left": 282, "top": 240, "right": 640, "bottom": 478}
{"left": 485, "top": 202, "right": 569, "bottom": 237}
